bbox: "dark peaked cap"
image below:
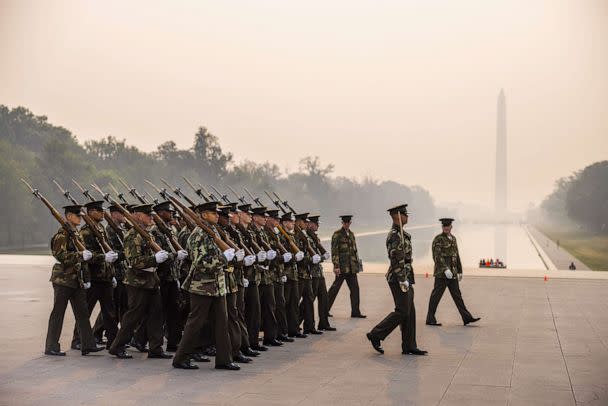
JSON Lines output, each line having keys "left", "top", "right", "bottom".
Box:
{"left": 439, "top": 218, "right": 455, "bottom": 227}
{"left": 63, "top": 205, "right": 83, "bottom": 215}
{"left": 388, "top": 204, "right": 409, "bottom": 215}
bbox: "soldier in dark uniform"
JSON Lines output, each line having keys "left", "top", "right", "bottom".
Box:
{"left": 327, "top": 215, "right": 365, "bottom": 318}
{"left": 71, "top": 201, "right": 119, "bottom": 350}
{"left": 306, "top": 215, "right": 336, "bottom": 331}
{"left": 45, "top": 205, "right": 104, "bottom": 356}
{"left": 294, "top": 213, "right": 323, "bottom": 335}
{"left": 366, "top": 204, "right": 427, "bottom": 356}
{"left": 108, "top": 204, "right": 173, "bottom": 360}
{"left": 172, "top": 201, "right": 240, "bottom": 370}
{"left": 426, "top": 218, "right": 480, "bottom": 326}
{"left": 279, "top": 213, "right": 306, "bottom": 338}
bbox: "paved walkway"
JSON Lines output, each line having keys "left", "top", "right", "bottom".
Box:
{"left": 1, "top": 264, "right": 607, "bottom": 405}
{"left": 527, "top": 227, "right": 591, "bottom": 271}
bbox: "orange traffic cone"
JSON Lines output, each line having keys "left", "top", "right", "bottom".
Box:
{"left": 544, "top": 275, "right": 548, "bottom": 282}
{"left": 425, "top": 272, "right": 429, "bottom": 278}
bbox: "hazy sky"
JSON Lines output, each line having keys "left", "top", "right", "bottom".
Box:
{"left": 1, "top": 0, "right": 607, "bottom": 211}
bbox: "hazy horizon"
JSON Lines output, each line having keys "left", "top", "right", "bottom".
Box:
{"left": 2, "top": 0, "right": 607, "bottom": 211}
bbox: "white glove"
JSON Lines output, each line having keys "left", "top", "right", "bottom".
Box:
{"left": 281, "top": 275, "right": 287, "bottom": 283}
{"left": 223, "top": 248, "right": 236, "bottom": 262}
{"left": 266, "top": 250, "right": 277, "bottom": 260}
{"left": 283, "top": 252, "right": 293, "bottom": 263}
{"left": 244, "top": 255, "right": 256, "bottom": 267}
{"left": 155, "top": 250, "right": 169, "bottom": 264}
{"left": 83, "top": 282, "right": 91, "bottom": 289}
{"left": 235, "top": 249, "right": 245, "bottom": 262}
{"left": 111, "top": 277, "right": 117, "bottom": 288}
{"left": 82, "top": 250, "right": 93, "bottom": 261}
{"left": 323, "top": 252, "right": 330, "bottom": 261}
{"left": 312, "top": 254, "right": 321, "bottom": 264}
{"left": 399, "top": 280, "right": 410, "bottom": 291}
{"left": 177, "top": 249, "right": 188, "bottom": 261}
{"left": 257, "top": 250, "right": 267, "bottom": 262}
{"left": 444, "top": 269, "right": 454, "bottom": 279}
{"left": 295, "top": 251, "right": 304, "bottom": 262}
{"left": 273, "top": 227, "right": 280, "bottom": 234}
{"left": 176, "top": 279, "right": 181, "bottom": 289}
{"left": 105, "top": 250, "right": 118, "bottom": 263}
{"left": 243, "top": 278, "right": 249, "bottom": 288}
{"left": 458, "top": 273, "right": 463, "bottom": 282}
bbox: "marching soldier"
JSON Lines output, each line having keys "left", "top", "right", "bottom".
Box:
{"left": 294, "top": 213, "right": 322, "bottom": 335}
{"left": 172, "top": 201, "right": 240, "bottom": 370}
{"left": 108, "top": 204, "right": 173, "bottom": 360}
{"left": 426, "top": 218, "right": 480, "bottom": 326}
{"left": 279, "top": 213, "right": 307, "bottom": 338}
{"left": 45, "top": 204, "right": 104, "bottom": 356}
{"left": 306, "top": 215, "right": 335, "bottom": 331}
{"left": 327, "top": 215, "right": 365, "bottom": 318}
{"left": 366, "top": 204, "right": 427, "bottom": 356}
{"left": 71, "top": 201, "right": 119, "bottom": 350}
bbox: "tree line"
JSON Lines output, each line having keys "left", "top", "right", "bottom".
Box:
{"left": 0, "top": 105, "right": 436, "bottom": 248}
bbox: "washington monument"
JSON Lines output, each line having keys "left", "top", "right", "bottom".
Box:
{"left": 495, "top": 89, "right": 507, "bottom": 216}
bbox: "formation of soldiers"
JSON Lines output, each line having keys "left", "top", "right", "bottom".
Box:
{"left": 34, "top": 179, "right": 367, "bottom": 370}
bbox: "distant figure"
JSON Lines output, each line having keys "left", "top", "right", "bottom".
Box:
{"left": 479, "top": 259, "right": 484, "bottom": 267}
{"left": 490, "top": 259, "right": 494, "bottom": 266}
{"left": 569, "top": 262, "right": 576, "bottom": 271}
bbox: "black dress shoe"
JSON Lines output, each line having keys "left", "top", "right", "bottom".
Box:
{"left": 44, "top": 350, "right": 66, "bottom": 356}
{"left": 403, "top": 348, "right": 428, "bottom": 356}
{"left": 366, "top": 333, "right": 384, "bottom": 354}
{"left": 464, "top": 317, "right": 481, "bottom": 326}
{"left": 426, "top": 322, "right": 442, "bottom": 326}
{"left": 109, "top": 348, "right": 133, "bottom": 359}
{"left": 190, "top": 353, "right": 211, "bottom": 362}
{"left": 351, "top": 314, "right": 367, "bottom": 318}
{"left": 242, "top": 347, "right": 260, "bottom": 357}
{"left": 277, "top": 335, "right": 294, "bottom": 342}
{"left": 319, "top": 326, "right": 337, "bottom": 331}
{"left": 148, "top": 352, "right": 173, "bottom": 359}
{"left": 71, "top": 343, "right": 81, "bottom": 350}
{"left": 292, "top": 333, "right": 308, "bottom": 338}
{"left": 173, "top": 360, "right": 199, "bottom": 370}
{"left": 304, "top": 329, "right": 323, "bottom": 335}
{"left": 234, "top": 353, "right": 252, "bottom": 363}
{"left": 251, "top": 345, "right": 268, "bottom": 352}
{"left": 129, "top": 339, "right": 148, "bottom": 353}
{"left": 263, "top": 339, "right": 283, "bottom": 347}
{"left": 215, "top": 362, "right": 240, "bottom": 371}
{"left": 203, "top": 346, "right": 217, "bottom": 356}
{"left": 82, "top": 346, "right": 105, "bottom": 355}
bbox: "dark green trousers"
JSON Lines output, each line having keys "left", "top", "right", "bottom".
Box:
{"left": 274, "top": 282, "right": 288, "bottom": 336}
{"left": 369, "top": 283, "right": 417, "bottom": 352}
{"left": 284, "top": 279, "right": 300, "bottom": 336}
{"left": 298, "top": 278, "right": 315, "bottom": 332}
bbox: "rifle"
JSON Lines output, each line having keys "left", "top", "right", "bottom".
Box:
{"left": 227, "top": 185, "right": 246, "bottom": 204}
{"left": 90, "top": 183, "right": 163, "bottom": 252}
{"left": 210, "top": 185, "right": 230, "bottom": 204}
{"left": 72, "top": 179, "right": 124, "bottom": 248}
{"left": 199, "top": 184, "right": 217, "bottom": 201}
{"left": 118, "top": 179, "right": 183, "bottom": 252}
{"left": 145, "top": 180, "right": 232, "bottom": 252}
{"left": 21, "top": 179, "right": 86, "bottom": 286}
{"left": 182, "top": 176, "right": 210, "bottom": 202}
{"left": 266, "top": 190, "right": 315, "bottom": 256}
{"left": 154, "top": 185, "right": 196, "bottom": 232}
{"left": 52, "top": 179, "right": 113, "bottom": 252}
{"left": 161, "top": 179, "right": 197, "bottom": 207}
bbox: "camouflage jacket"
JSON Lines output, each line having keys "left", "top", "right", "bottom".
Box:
{"left": 305, "top": 230, "right": 324, "bottom": 278}
{"left": 225, "top": 223, "right": 246, "bottom": 287}
{"left": 123, "top": 227, "right": 160, "bottom": 290}
{"left": 150, "top": 225, "right": 177, "bottom": 282}
{"left": 80, "top": 222, "right": 114, "bottom": 282}
{"left": 50, "top": 227, "right": 90, "bottom": 289}
{"left": 177, "top": 226, "right": 193, "bottom": 280}
{"left": 218, "top": 223, "right": 238, "bottom": 294}
{"left": 105, "top": 223, "right": 127, "bottom": 281}
{"left": 294, "top": 228, "right": 312, "bottom": 279}
{"left": 250, "top": 224, "right": 274, "bottom": 285}
{"left": 331, "top": 228, "right": 359, "bottom": 274}
{"left": 432, "top": 233, "right": 463, "bottom": 278}
{"left": 238, "top": 224, "right": 261, "bottom": 285}
{"left": 264, "top": 226, "right": 285, "bottom": 283}
{"left": 279, "top": 231, "right": 299, "bottom": 281}
{"left": 386, "top": 224, "right": 414, "bottom": 284}
{"left": 184, "top": 224, "right": 228, "bottom": 297}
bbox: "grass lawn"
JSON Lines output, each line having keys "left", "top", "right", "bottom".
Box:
{"left": 536, "top": 225, "right": 608, "bottom": 271}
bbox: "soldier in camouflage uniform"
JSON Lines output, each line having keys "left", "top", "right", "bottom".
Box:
{"left": 279, "top": 213, "right": 307, "bottom": 338}
{"left": 264, "top": 210, "right": 294, "bottom": 342}
{"left": 327, "top": 215, "right": 365, "bottom": 318}
{"left": 426, "top": 218, "right": 480, "bottom": 326}
{"left": 367, "top": 204, "right": 427, "bottom": 356}
{"left": 172, "top": 201, "right": 240, "bottom": 370}
{"left": 294, "top": 213, "right": 323, "bottom": 335}
{"left": 108, "top": 204, "right": 173, "bottom": 360}
{"left": 71, "top": 201, "right": 119, "bottom": 350}
{"left": 250, "top": 206, "right": 282, "bottom": 347}
{"left": 306, "top": 215, "right": 336, "bottom": 331}
{"left": 45, "top": 205, "right": 103, "bottom": 356}
{"left": 238, "top": 204, "right": 268, "bottom": 352}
